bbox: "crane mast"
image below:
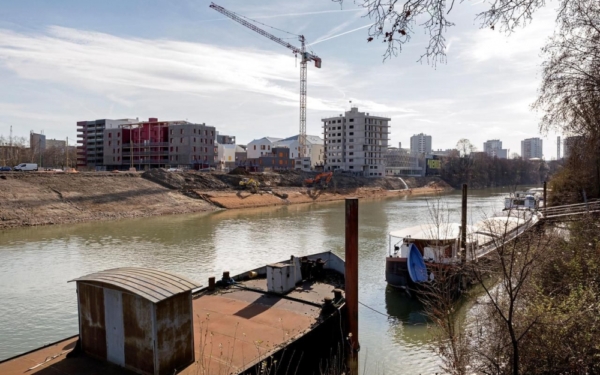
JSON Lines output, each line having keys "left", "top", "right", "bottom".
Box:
{"left": 209, "top": 3, "right": 322, "bottom": 160}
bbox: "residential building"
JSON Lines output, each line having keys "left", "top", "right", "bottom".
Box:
{"left": 103, "top": 118, "right": 217, "bottom": 170}
{"left": 247, "top": 147, "right": 295, "bottom": 170}
{"left": 30, "top": 132, "right": 46, "bottom": 154}
{"left": 46, "top": 139, "right": 66, "bottom": 149}
{"left": 322, "top": 106, "right": 390, "bottom": 177}
{"left": 77, "top": 118, "right": 137, "bottom": 169}
{"left": 483, "top": 139, "right": 508, "bottom": 159}
{"left": 247, "top": 137, "right": 282, "bottom": 159}
{"left": 274, "top": 134, "right": 324, "bottom": 170}
{"left": 563, "top": 135, "right": 584, "bottom": 159}
{"left": 235, "top": 145, "right": 247, "bottom": 164}
{"left": 217, "top": 134, "right": 236, "bottom": 145}
{"left": 521, "top": 137, "right": 543, "bottom": 160}
{"left": 217, "top": 143, "right": 237, "bottom": 169}
{"left": 410, "top": 133, "right": 432, "bottom": 155}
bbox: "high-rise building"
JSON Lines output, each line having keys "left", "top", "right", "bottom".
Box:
{"left": 483, "top": 139, "right": 508, "bottom": 159}
{"left": 410, "top": 133, "right": 432, "bottom": 155}
{"left": 521, "top": 137, "right": 544, "bottom": 160}
{"left": 322, "top": 106, "right": 390, "bottom": 177}
{"left": 77, "top": 119, "right": 137, "bottom": 169}
{"left": 30, "top": 132, "right": 46, "bottom": 153}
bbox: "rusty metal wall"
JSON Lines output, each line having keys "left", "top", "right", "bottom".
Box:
{"left": 122, "top": 293, "right": 154, "bottom": 375}
{"left": 156, "top": 293, "right": 194, "bottom": 374}
{"left": 77, "top": 282, "right": 107, "bottom": 360}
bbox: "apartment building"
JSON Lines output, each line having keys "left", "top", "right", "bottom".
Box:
{"left": 274, "top": 134, "right": 324, "bottom": 170}
{"left": 483, "top": 139, "right": 508, "bottom": 159}
{"left": 322, "top": 107, "right": 390, "bottom": 177}
{"left": 103, "top": 118, "right": 217, "bottom": 169}
{"left": 247, "top": 137, "right": 283, "bottom": 159}
{"left": 77, "top": 118, "right": 137, "bottom": 169}
{"left": 410, "top": 133, "right": 432, "bottom": 155}
{"left": 384, "top": 144, "right": 422, "bottom": 177}
{"left": 521, "top": 137, "right": 543, "bottom": 160}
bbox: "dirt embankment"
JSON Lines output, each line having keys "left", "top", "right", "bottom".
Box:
{"left": 0, "top": 169, "right": 451, "bottom": 229}
{"left": 142, "top": 169, "right": 452, "bottom": 210}
{"left": 0, "top": 172, "right": 215, "bottom": 229}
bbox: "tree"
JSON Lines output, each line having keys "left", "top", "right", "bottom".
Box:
{"left": 333, "top": 0, "right": 557, "bottom": 64}
{"left": 455, "top": 139, "right": 475, "bottom": 156}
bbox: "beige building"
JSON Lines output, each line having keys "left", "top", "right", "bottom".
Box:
{"left": 322, "top": 107, "right": 390, "bottom": 177}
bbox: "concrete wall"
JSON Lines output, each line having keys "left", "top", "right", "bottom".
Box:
{"left": 168, "top": 124, "right": 216, "bottom": 167}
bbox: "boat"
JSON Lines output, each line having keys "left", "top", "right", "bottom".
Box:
{"left": 0, "top": 251, "right": 348, "bottom": 375}
{"left": 385, "top": 210, "right": 539, "bottom": 294}
{"left": 504, "top": 187, "right": 546, "bottom": 211}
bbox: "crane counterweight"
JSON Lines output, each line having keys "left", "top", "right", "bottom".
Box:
{"left": 210, "top": 2, "right": 321, "bottom": 160}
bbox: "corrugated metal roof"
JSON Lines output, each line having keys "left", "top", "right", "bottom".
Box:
{"left": 69, "top": 268, "right": 201, "bottom": 303}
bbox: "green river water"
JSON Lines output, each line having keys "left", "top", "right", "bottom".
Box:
{"left": 0, "top": 187, "right": 522, "bottom": 374}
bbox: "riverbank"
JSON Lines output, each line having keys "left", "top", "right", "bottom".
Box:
{"left": 0, "top": 170, "right": 451, "bottom": 229}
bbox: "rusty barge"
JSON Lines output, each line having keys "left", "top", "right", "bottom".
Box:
{"left": 0, "top": 252, "right": 348, "bottom": 375}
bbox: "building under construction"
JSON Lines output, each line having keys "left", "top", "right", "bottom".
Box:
{"left": 77, "top": 118, "right": 218, "bottom": 170}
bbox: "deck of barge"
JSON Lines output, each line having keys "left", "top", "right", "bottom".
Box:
{"left": 0, "top": 276, "right": 344, "bottom": 375}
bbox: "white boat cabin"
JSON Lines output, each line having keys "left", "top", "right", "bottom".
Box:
{"left": 388, "top": 223, "right": 474, "bottom": 265}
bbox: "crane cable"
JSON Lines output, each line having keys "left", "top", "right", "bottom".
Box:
{"left": 231, "top": 9, "right": 299, "bottom": 37}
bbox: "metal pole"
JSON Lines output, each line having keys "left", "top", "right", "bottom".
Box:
{"left": 461, "top": 184, "right": 468, "bottom": 263}
{"left": 543, "top": 181, "right": 547, "bottom": 216}
{"left": 345, "top": 198, "right": 359, "bottom": 373}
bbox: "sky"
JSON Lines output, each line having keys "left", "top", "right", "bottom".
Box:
{"left": 0, "top": 0, "right": 562, "bottom": 158}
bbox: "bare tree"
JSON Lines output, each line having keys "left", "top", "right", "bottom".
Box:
{"left": 332, "top": 0, "right": 557, "bottom": 64}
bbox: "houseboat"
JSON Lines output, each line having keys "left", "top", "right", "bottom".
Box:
{"left": 385, "top": 210, "right": 539, "bottom": 294}
{"left": 504, "top": 188, "right": 546, "bottom": 211}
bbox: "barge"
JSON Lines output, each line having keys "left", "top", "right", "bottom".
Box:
{"left": 0, "top": 251, "right": 347, "bottom": 375}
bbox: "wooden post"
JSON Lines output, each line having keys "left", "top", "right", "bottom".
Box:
{"left": 461, "top": 184, "right": 468, "bottom": 263}
{"left": 345, "top": 198, "right": 359, "bottom": 373}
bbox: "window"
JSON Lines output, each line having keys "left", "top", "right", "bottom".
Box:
{"left": 180, "top": 138, "right": 183, "bottom": 143}
{"left": 350, "top": 125, "right": 354, "bottom": 129}
{"left": 349, "top": 152, "right": 354, "bottom": 156}
{"left": 268, "top": 145, "right": 270, "bottom": 150}
{"left": 108, "top": 141, "right": 112, "bottom": 146}
{"left": 349, "top": 139, "right": 354, "bottom": 143}
{"left": 349, "top": 166, "right": 354, "bottom": 169}
{"left": 176, "top": 147, "right": 179, "bottom": 152}
{"left": 279, "top": 152, "right": 283, "bottom": 157}
{"left": 194, "top": 129, "right": 197, "bottom": 134}
{"left": 349, "top": 119, "right": 354, "bottom": 122}
{"left": 193, "top": 146, "right": 196, "bottom": 152}
{"left": 117, "top": 141, "right": 120, "bottom": 146}
{"left": 193, "top": 138, "right": 196, "bottom": 142}
{"left": 117, "top": 156, "right": 120, "bottom": 162}
{"left": 279, "top": 160, "right": 283, "bottom": 165}
{"left": 170, "top": 147, "right": 173, "bottom": 152}
{"left": 117, "top": 132, "right": 120, "bottom": 137}
{"left": 108, "top": 133, "right": 112, "bottom": 138}
{"left": 349, "top": 132, "right": 354, "bottom": 136}
{"left": 180, "top": 129, "right": 183, "bottom": 135}
{"left": 170, "top": 129, "right": 173, "bottom": 135}
{"left": 254, "top": 145, "right": 256, "bottom": 150}
{"left": 349, "top": 159, "right": 353, "bottom": 162}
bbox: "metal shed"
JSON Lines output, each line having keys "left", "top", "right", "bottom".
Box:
{"left": 69, "top": 267, "right": 200, "bottom": 375}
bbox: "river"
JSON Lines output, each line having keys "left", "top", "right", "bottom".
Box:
{"left": 0, "top": 187, "right": 520, "bottom": 373}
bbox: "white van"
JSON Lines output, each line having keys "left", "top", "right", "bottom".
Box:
{"left": 14, "top": 163, "right": 38, "bottom": 171}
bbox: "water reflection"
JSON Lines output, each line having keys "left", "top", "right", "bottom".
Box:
{"left": 0, "top": 187, "right": 527, "bottom": 373}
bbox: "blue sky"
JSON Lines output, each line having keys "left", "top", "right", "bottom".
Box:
{"left": 0, "top": 0, "right": 561, "bottom": 157}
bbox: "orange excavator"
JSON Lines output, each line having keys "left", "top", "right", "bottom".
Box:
{"left": 304, "top": 172, "right": 333, "bottom": 189}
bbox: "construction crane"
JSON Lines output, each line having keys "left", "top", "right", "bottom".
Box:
{"left": 209, "top": 2, "right": 322, "bottom": 159}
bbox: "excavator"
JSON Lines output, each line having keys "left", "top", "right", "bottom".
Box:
{"left": 239, "top": 178, "right": 259, "bottom": 193}
{"left": 304, "top": 172, "right": 333, "bottom": 189}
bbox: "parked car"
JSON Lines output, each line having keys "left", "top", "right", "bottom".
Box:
{"left": 13, "top": 163, "right": 38, "bottom": 171}
{"left": 0, "top": 166, "right": 12, "bottom": 171}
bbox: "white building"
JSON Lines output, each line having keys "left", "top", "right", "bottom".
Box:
{"left": 410, "top": 133, "right": 432, "bottom": 155}
{"left": 274, "top": 134, "right": 324, "bottom": 170}
{"left": 322, "top": 106, "right": 390, "bottom": 177}
{"left": 217, "top": 143, "right": 237, "bottom": 168}
{"left": 483, "top": 139, "right": 508, "bottom": 159}
{"left": 246, "top": 137, "right": 282, "bottom": 159}
{"left": 521, "top": 137, "right": 543, "bottom": 160}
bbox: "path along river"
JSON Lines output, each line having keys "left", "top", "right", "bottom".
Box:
{"left": 0, "top": 187, "right": 520, "bottom": 374}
